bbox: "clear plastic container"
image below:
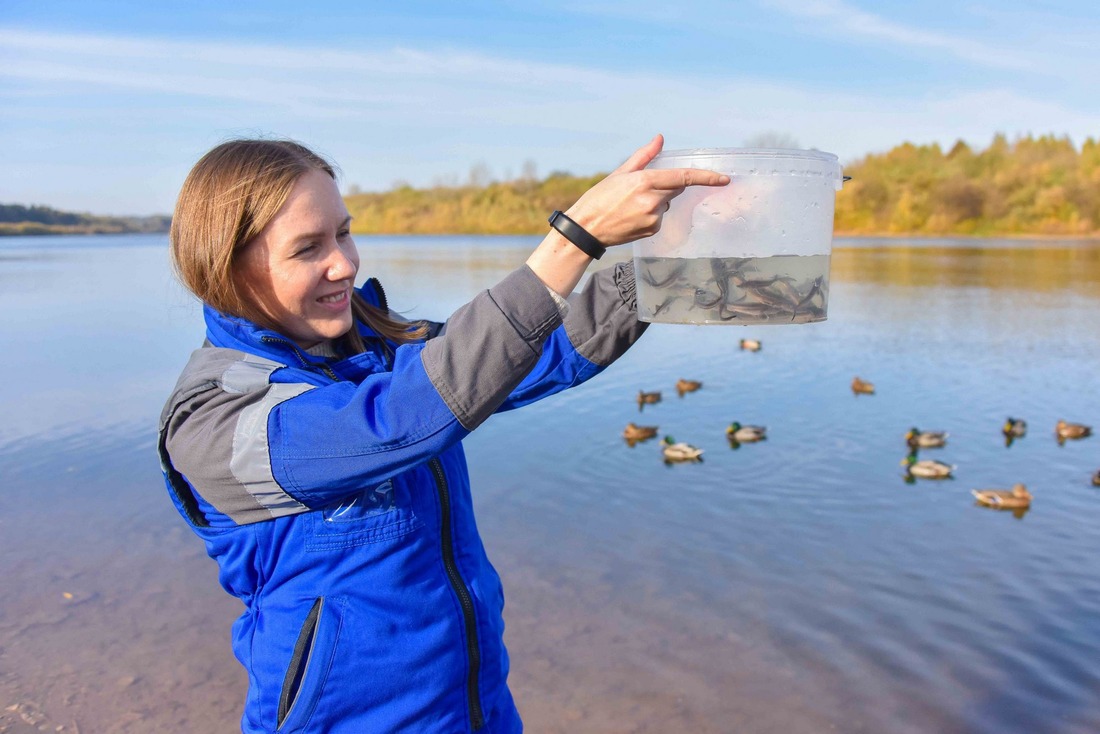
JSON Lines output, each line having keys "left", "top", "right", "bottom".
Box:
{"left": 633, "top": 148, "right": 844, "bottom": 325}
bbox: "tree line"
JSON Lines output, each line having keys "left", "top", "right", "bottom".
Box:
{"left": 345, "top": 134, "right": 1100, "bottom": 237}
{"left": 6, "top": 134, "right": 1098, "bottom": 237}
{"left": 0, "top": 204, "right": 170, "bottom": 236}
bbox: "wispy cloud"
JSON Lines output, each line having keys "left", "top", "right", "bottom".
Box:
{"left": 2, "top": 25, "right": 1098, "bottom": 213}
{"left": 761, "top": 0, "right": 1031, "bottom": 70}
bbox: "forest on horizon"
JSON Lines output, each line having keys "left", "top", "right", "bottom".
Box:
{"left": 4, "top": 134, "right": 1099, "bottom": 238}
{"left": 343, "top": 133, "right": 1100, "bottom": 238}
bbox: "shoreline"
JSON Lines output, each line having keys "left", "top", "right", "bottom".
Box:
{"left": 4, "top": 227, "right": 1099, "bottom": 242}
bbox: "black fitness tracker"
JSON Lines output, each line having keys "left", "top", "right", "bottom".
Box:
{"left": 548, "top": 210, "right": 606, "bottom": 260}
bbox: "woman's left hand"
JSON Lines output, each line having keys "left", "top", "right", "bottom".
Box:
{"left": 564, "top": 134, "right": 730, "bottom": 247}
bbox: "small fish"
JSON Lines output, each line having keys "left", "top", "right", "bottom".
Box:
{"left": 640, "top": 259, "right": 688, "bottom": 288}
{"left": 652, "top": 295, "right": 677, "bottom": 316}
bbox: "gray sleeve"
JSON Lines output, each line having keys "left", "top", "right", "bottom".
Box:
{"left": 563, "top": 260, "right": 649, "bottom": 367}
{"left": 159, "top": 351, "right": 313, "bottom": 525}
{"left": 420, "top": 265, "right": 563, "bottom": 430}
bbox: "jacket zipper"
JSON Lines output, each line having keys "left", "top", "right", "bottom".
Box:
{"left": 430, "top": 457, "right": 484, "bottom": 730}
{"left": 260, "top": 336, "right": 340, "bottom": 382}
{"left": 366, "top": 277, "right": 389, "bottom": 313}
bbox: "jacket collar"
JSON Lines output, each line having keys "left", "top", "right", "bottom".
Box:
{"left": 203, "top": 281, "right": 383, "bottom": 364}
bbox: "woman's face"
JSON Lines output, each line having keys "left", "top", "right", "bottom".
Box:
{"left": 236, "top": 169, "right": 360, "bottom": 349}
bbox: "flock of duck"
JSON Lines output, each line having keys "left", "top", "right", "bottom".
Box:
{"left": 623, "top": 338, "right": 768, "bottom": 462}
{"left": 622, "top": 339, "right": 1100, "bottom": 512}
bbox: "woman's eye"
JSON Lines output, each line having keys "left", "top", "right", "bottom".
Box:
{"left": 296, "top": 244, "right": 318, "bottom": 256}
{"left": 338, "top": 229, "right": 351, "bottom": 238}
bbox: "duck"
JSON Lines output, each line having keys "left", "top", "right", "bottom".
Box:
{"left": 726, "top": 422, "right": 767, "bottom": 443}
{"left": 900, "top": 452, "right": 955, "bottom": 479}
{"left": 1092, "top": 470, "right": 1100, "bottom": 487}
{"left": 739, "top": 338, "right": 762, "bottom": 352}
{"left": 1003, "top": 417, "right": 1027, "bottom": 438}
{"left": 971, "top": 483, "right": 1032, "bottom": 510}
{"left": 851, "top": 376, "right": 875, "bottom": 395}
{"left": 622, "top": 422, "right": 659, "bottom": 442}
{"left": 675, "top": 378, "right": 702, "bottom": 396}
{"left": 661, "top": 436, "right": 703, "bottom": 462}
{"left": 1055, "top": 420, "right": 1092, "bottom": 442}
{"left": 905, "top": 428, "right": 948, "bottom": 449}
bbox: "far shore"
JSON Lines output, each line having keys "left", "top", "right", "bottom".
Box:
{"left": 4, "top": 227, "right": 1099, "bottom": 241}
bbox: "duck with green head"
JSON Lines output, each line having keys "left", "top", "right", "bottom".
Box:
{"left": 901, "top": 452, "right": 955, "bottom": 479}
{"left": 1003, "top": 418, "right": 1027, "bottom": 446}
{"left": 661, "top": 436, "right": 704, "bottom": 462}
{"left": 906, "top": 427, "right": 948, "bottom": 449}
{"left": 726, "top": 422, "right": 767, "bottom": 443}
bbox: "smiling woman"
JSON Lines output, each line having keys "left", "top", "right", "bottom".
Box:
{"left": 232, "top": 173, "right": 362, "bottom": 348}
{"left": 159, "top": 136, "right": 728, "bottom": 733}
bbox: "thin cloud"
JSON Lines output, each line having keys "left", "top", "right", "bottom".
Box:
{"left": 2, "top": 26, "right": 1098, "bottom": 213}
{"left": 762, "top": 0, "right": 1031, "bottom": 70}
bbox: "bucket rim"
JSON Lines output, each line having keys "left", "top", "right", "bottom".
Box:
{"left": 655, "top": 147, "right": 839, "bottom": 163}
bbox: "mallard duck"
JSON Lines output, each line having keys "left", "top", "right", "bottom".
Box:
{"left": 1003, "top": 418, "right": 1027, "bottom": 438}
{"left": 637, "top": 390, "right": 662, "bottom": 406}
{"left": 739, "top": 338, "right": 762, "bottom": 352}
{"left": 661, "top": 436, "right": 703, "bottom": 462}
{"left": 1055, "top": 420, "right": 1092, "bottom": 441}
{"left": 622, "top": 422, "right": 659, "bottom": 442}
{"left": 726, "top": 422, "right": 767, "bottom": 443}
{"left": 851, "top": 376, "right": 875, "bottom": 395}
{"left": 900, "top": 453, "right": 954, "bottom": 479}
{"left": 675, "top": 378, "right": 702, "bottom": 396}
{"left": 972, "top": 483, "right": 1032, "bottom": 509}
{"left": 906, "top": 427, "right": 948, "bottom": 449}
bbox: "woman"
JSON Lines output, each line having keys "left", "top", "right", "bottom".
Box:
{"left": 158, "top": 135, "right": 727, "bottom": 733}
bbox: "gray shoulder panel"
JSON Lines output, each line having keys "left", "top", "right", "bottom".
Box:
{"left": 159, "top": 346, "right": 313, "bottom": 525}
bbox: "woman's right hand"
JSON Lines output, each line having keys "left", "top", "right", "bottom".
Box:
{"left": 564, "top": 134, "right": 730, "bottom": 247}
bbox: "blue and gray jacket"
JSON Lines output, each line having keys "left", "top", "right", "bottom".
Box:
{"left": 157, "top": 262, "right": 647, "bottom": 733}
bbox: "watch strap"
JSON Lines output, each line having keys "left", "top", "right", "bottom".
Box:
{"left": 548, "top": 210, "right": 606, "bottom": 260}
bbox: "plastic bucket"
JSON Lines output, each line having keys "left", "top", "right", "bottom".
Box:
{"left": 633, "top": 148, "right": 844, "bottom": 325}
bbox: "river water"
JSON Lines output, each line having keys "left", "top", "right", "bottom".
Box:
{"left": 1, "top": 233, "right": 1098, "bottom": 733}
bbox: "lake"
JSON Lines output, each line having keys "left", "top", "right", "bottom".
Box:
{"left": 1, "top": 233, "right": 1099, "bottom": 733}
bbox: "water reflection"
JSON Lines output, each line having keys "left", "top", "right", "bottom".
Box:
{"left": 832, "top": 238, "right": 1100, "bottom": 297}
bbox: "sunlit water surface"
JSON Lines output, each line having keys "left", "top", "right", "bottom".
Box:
{"left": 1, "top": 234, "right": 1099, "bottom": 733}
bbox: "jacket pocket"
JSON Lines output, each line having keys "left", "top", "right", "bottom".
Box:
{"left": 307, "top": 478, "right": 421, "bottom": 551}
{"left": 276, "top": 596, "right": 344, "bottom": 733}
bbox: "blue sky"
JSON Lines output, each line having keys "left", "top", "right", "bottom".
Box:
{"left": 3, "top": 0, "right": 1099, "bottom": 215}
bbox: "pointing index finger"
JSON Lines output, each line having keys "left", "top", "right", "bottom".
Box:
{"left": 649, "top": 168, "right": 731, "bottom": 190}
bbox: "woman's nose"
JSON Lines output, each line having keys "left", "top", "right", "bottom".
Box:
{"left": 327, "top": 244, "right": 357, "bottom": 280}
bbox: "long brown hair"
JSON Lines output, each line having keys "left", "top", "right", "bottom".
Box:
{"left": 170, "top": 138, "right": 427, "bottom": 353}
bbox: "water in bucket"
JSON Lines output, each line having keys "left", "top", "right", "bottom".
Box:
{"left": 633, "top": 148, "right": 845, "bottom": 325}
